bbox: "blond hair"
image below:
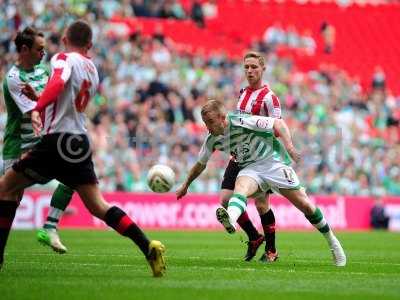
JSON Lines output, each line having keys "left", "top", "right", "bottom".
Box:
{"left": 243, "top": 51, "right": 265, "bottom": 67}
{"left": 201, "top": 100, "right": 225, "bottom": 118}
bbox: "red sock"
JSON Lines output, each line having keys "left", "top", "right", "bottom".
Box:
{"left": 104, "top": 206, "right": 150, "bottom": 257}
{"left": 0, "top": 201, "right": 18, "bottom": 264}
{"left": 237, "top": 212, "right": 261, "bottom": 241}
{"left": 260, "top": 209, "right": 276, "bottom": 252}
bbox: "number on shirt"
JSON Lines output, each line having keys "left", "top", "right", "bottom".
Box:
{"left": 75, "top": 80, "right": 91, "bottom": 112}
{"left": 283, "top": 168, "right": 295, "bottom": 184}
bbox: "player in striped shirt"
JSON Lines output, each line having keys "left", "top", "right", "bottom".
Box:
{"left": 177, "top": 100, "right": 346, "bottom": 267}
{"left": 1, "top": 27, "right": 73, "bottom": 253}
{"left": 0, "top": 20, "right": 166, "bottom": 276}
{"left": 219, "top": 51, "right": 282, "bottom": 262}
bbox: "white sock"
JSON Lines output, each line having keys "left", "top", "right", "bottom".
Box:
{"left": 227, "top": 206, "right": 242, "bottom": 225}
{"left": 323, "top": 230, "right": 336, "bottom": 245}
{"left": 227, "top": 194, "right": 247, "bottom": 224}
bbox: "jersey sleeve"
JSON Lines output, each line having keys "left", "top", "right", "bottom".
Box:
{"left": 230, "top": 114, "right": 275, "bottom": 133}
{"left": 5, "top": 73, "right": 37, "bottom": 114}
{"left": 35, "top": 53, "right": 73, "bottom": 112}
{"left": 197, "top": 134, "right": 215, "bottom": 165}
{"left": 269, "top": 94, "right": 281, "bottom": 118}
{"left": 50, "top": 53, "right": 72, "bottom": 82}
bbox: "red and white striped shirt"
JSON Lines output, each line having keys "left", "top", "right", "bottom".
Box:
{"left": 236, "top": 85, "right": 281, "bottom": 118}
{"left": 43, "top": 52, "right": 99, "bottom": 135}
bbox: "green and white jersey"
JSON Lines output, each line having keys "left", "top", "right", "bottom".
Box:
{"left": 2, "top": 64, "right": 49, "bottom": 159}
{"left": 198, "top": 113, "right": 292, "bottom": 168}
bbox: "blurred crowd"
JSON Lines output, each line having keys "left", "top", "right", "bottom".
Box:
{"left": 0, "top": 0, "right": 399, "bottom": 196}
{"left": 261, "top": 22, "right": 317, "bottom": 55}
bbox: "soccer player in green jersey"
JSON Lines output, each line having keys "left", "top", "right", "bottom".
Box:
{"left": 177, "top": 100, "right": 346, "bottom": 267}
{"left": 2, "top": 27, "right": 73, "bottom": 253}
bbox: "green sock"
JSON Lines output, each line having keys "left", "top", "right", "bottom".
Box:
{"left": 43, "top": 184, "right": 74, "bottom": 230}
{"left": 305, "top": 207, "right": 330, "bottom": 234}
{"left": 227, "top": 193, "right": 247, "bottom": 224}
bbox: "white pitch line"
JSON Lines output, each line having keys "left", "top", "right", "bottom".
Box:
{"left": 10, "top": 261, "right": 136, "bottom": 268}
{"left": 6, "top": 261, "right": 398, "bottom": 277}
{"left": 7, "top": 252, "right": 136, "bottom": 257}
{"left": 172, "top": 266, "right": 397, "bottom": 277}
{"left": 7, "top": 253, "right": 400, "bottom": 266}
{"left": 289, "top": 259, "right": 400, "bottom": 267}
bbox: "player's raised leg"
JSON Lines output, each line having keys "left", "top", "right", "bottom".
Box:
{"left": 279, "top": 188, "right": 346, "bottom": 267}
{"left": 220, "top": 188, "right": 264, "bottom": 261}
{"left": 217, "top": 176, "right": 259, "bottom": 234}
{"left": 220, "top": 161, "right": 263, "bottom": 239}
{"left": 75, "top": 183, "right": 166, "bottom": 277}
{"left": 37, "top": 183, "right": 73, "bottom": 253}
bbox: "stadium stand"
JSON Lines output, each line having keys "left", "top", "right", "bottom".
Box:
{"left": 0, "top": 0, "right": 399, "bottom": 195}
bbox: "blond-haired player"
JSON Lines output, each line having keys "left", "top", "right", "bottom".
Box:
{"left": 177, "top": 100, "right": 346, "bottom": 267}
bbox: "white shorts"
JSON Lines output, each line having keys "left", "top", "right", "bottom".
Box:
{"left": 237, "top": 159, "right": 300, "bottom": 193}
{"left": 1, "top": 158, "right": 18, "bottom": 175}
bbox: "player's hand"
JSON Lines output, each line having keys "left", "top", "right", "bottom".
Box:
{"left": 31, "top": 110, "right": 43, "bottom": 136}
{"left": 287, "top": 147, "right": 301, "bottom": 163}
{"left": 21, "top": 83, "right": 39, "bottom": 101}
{"left": 176, "top": 184, "right": 188, "bottom": 200}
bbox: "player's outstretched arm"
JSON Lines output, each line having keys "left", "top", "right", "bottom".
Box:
{"left": 273, "top": 119, "right": 300, "bottom": 163}
{"left": 176, "top": 162, "right": 207, "bottom": 200}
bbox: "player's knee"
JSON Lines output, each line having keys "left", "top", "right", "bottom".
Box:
{"left": 234, "top": 182, "right": 246, "bottom": 194}
{"left": 234, "top": 176, "right": 258, "bottom": 196}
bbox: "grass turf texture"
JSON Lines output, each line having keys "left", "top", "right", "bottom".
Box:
{"left": 1, "top": 230, "right": 399, "bottom": 300}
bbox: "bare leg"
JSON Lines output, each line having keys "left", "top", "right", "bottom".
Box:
{"left": 0, "top": 169, "right": 34, "bottom": 200}
{"left": 254, "top": 193, "right": 269, "bottom": 215}
{"left": 279, "top": 188, "right": 315, "bottom": 215}
{"left": 75, "top": 184, "right": 110, "bottom": 219}
{"left": 75, "top": 184, "right": 166, "bottom": 276}
{"left": 279, "top": 188, "right": 346, "bottom": 266}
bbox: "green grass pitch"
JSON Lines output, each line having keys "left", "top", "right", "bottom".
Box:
{"left": 1, "top": 230, "right": 399, "bottom": 300}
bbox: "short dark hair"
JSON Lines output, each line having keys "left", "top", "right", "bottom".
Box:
{"left": 14, "top": 27, "right": 44, "bottom": 52}
{"left": 66, "top": 20, "right": 92, "bottom": 48}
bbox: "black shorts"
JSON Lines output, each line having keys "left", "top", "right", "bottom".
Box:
{"left": 221, "top": 159, "right": 240, "bottom": 190}
{"left": 220, "top": 158, "right": 272, "bottom": 193}
{"left": 13, "top": 133, "right": 98, "bottom": 188}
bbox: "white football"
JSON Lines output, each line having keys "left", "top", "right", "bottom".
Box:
{"left": 147, "top": 164, "right": 175, "bottom": 193}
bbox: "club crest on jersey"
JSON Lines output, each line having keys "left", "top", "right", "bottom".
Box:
{"left": 256, "top": 118, "right": 270, "bottom": 129}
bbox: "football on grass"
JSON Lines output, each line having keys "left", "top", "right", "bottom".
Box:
{"left": 147, "top": 164, "right": 175, "bottom": 193}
